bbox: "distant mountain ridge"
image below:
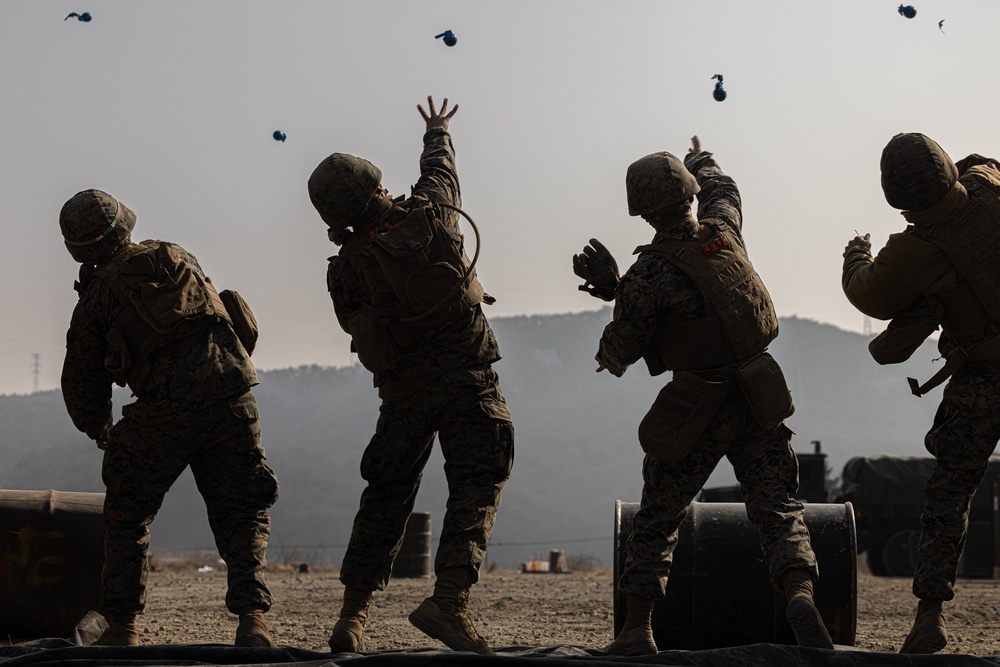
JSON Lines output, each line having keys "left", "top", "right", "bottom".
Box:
{"left": 0, "top": 310, "right": 942, "bottom": 568}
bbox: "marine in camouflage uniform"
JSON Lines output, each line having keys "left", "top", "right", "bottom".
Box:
{"left": 59, "top": 190, "right": 279, "bottom": 647}
{"left": 308, "top": 97, "right": 513, "bottom": 656}
{"left": 842, "top": 133, "right": 1000, "bottom": 654}
{"left": 574, "top": 136, "right": 832, "bottom": 655}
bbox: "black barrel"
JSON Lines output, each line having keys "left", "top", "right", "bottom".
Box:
{"left": 0, "top": 489, "right": 105, "bottom": 639}
{"left": 614, "top": 500, "right": 856, "bottom": 649}
{"left": 391, "top": 512, "right": 432, "bottom": 579}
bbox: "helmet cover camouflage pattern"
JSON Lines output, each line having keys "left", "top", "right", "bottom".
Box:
{"left": 626, "top": 152, "right": 701, "bottom": 216}
{"left": 308, "top": 153, "right": 383, "bottom": 230}
{"left": 880, "top": 133, "right": 958, "bottom": 211}
{"left": 59, "top": 189, "right": 136, "bottom": 264}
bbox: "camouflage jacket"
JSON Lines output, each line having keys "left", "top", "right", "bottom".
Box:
{"left": 597, "top": 151, "right": 743, "bottom": 377}
{"left": 843, "top": 159, "right": 1000, "bottom": 355}
{"left": 61, "top": 241, "right": 258, "bottom": 440}
{"left": 327, "top": 128, "right": 501, "bottom": 389}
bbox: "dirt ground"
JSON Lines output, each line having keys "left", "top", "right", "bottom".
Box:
{"left": 134, "top": 558, "right": 1000, "bottom": 657}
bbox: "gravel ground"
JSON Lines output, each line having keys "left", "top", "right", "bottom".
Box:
{"left": 134, "top": 562, "right": 1000, "bottom": 656}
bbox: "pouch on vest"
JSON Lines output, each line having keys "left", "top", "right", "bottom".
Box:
{"left": 637, "top": 371, "right": 729, "bottom": 463}
{"left": 868, "top": 297, "right": 943, "bottom": 365}
{"left": 348, "top": 307, "right": 399, "bottom": 373}
{"left": 219, "top": 289, "right": 259, "bottom": 356}
{"left": 735, "top": 352, "right": 794, "bottom": 431}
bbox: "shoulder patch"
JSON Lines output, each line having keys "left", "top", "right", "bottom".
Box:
{"left": 700, "top": 236, "right": 728, "bottom": 255}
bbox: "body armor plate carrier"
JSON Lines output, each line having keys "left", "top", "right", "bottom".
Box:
{"left": 910, "top": 181, "right": 1000, "bottom": 326}
{"left": 341, "top": 199, "right": 486, "bottom": 356}
{"left": 638, "top": 221, "right": 778, "bottom": 371}
{"left": 92, "top": 240, "right": 231, "bottom": 393}
{"left": 901, "top": 180, "right": 1000, "bottom": 395}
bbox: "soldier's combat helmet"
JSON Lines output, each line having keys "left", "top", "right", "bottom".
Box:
{"left": 308, "top": 153, "right": 383, "bottom": 238}
{"left": 59, "top": 189, "right": 136, "bottom": 264}
{"left": 880, "top": 133, "right": 958, "bottom": 211}
{"left": 626, "top": 152, "right": 701, "bottom": 217}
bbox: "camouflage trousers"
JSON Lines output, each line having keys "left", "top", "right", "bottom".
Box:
{"left": 914, "top": 360, "right": 1000, "bottom": 601}
{"left": 620, "top": 395, "right": 817, "bottom": 600}
{"left": 340, "top": 367, "right": 514, "bottom": 592}
{"left": 101, "top": 389, "right": 278, "bottom": 618}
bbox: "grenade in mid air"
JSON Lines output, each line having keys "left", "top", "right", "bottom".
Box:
{"left": 898, "top": 5, "right": 916, "bottom": 19}
{"left": 65, "top": 12, "right": 92, "bottom": 22}
{"left": 273, "top": 131, "right": 287, "bottom": 142}
{"left": 435, "top": 30, "right": 457, "bottom": 47}
{"left": 711, "top": 74, "right": 727, "bottom": 102}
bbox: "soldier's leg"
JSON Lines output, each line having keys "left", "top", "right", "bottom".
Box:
{"left": 619, "top": 399, "right": 741, "bottom": 601}
{"left": 189, "top": 392, "right": 278, "bottom": 626}
{"left": 915, "top": 365, "right": 1000, "bottom": 602}
{"left": 99, "top": 410, "right": 191, "bottom": 641}
{"left": 602, "top": 399, "right": 741, "bottom": 655}
{"left": 340, "top": 397, "right": 435, "bottom": 592}
{"left": 728, "top": 422, "right": 816, "bottom": 583}
{"left": 433, "top": 369, "right": 513, "bottom": 578}
{"left": 728, "top": 420, "right": 831, "bottom": 649}
{"left": 901, "top": 365, "right": 1000, "bottom": 654}
{"left": 409, "top": 369, "right": 512, "bottom": 655}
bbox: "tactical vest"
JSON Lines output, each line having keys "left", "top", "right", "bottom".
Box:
{"left": 341, "top": 199, "right": 486, "bottom": 348}
{"left": 908, "top": 180, "right": 1000, "bottom": 345}
{"left": 92, "top": 240, "right": 231, "bottom": 392}
{"left": 638, "top": 222, "right": 778, "bottom": 371}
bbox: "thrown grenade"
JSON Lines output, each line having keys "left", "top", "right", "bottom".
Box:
{"left": 273, "top": 131, "right": 286, "bottom": 142}
{"left": 898, "top": 5, "right": 916, "bottom": 19}
{"left": 435, "top": 30, "right": 457, "bottom": 47}
{"left": 65, "top": 12, "right": 92, "bottom": 21}
{"left": 711, "top": 74, "right": 726, "bottom": 102}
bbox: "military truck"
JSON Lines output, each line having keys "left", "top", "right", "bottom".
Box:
{"left": 836, "top": 454, "right": 1000, "bottom": 578}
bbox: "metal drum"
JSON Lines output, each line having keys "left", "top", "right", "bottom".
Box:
{"left": 614, "top": 500, "right": 857, "bottom": 649}
{"left": 391, "top": 512, "right": 432, "bottom": 579}
{"left": 0, "top": 489, "right": 105, "bottom": 639}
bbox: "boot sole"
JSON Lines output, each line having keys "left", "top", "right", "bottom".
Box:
{"left": 408, "top": 607, "right": 494, "bottom": 655}
{"left": 786, "top": 598, "right": 834, "bottom": 650}
{"left": 900, "top": 627, "right": 947, "bottom": 654}
{"left": 328, "top": 630, "right": 365, "bottom": 653}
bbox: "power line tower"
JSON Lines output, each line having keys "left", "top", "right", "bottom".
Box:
{"left": 31, "top": 353, "right": 41, "bottom": 394}
{"left": 862, "top": 316, "right": 873, "bottom": 337}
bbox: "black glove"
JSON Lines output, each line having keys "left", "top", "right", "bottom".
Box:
{"left": 573, "top": 238, "right": 620, "bottom": 301}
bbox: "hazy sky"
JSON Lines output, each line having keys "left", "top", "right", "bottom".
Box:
{"left": 1, "top": 0, "right": 994, "bottom": 395}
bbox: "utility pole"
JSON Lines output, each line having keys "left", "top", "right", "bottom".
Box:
{"left": 31, "top": 353, "right": 41, "bottom": 394}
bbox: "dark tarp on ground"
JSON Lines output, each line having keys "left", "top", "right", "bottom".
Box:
{"left": 2, "top": 643, "right": 1000, "bottom": 667}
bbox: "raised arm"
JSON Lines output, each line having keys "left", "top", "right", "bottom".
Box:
{"left": 683, "top": 136, "right": 742, "bottom": 234}
{"left": 412, "top": 96, "right": 461, "bottom": 208}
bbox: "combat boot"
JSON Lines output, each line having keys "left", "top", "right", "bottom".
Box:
{"left": 602, "top": 594, "right": 657, "bottom": 656}
{"left": 94, "top": 614, "right": 139, "bottom": 646}
{"left": 235, "top": 609, "right": 276, "bottom": 648}
{"left": 782, "top": 569, "right": 834, "bottom": 650}
{"left": 328, "top": 587, "right": 371, "bottom": 653}
{"left": 900, "top": 599, "right": 947, "bottom": 654}
{"left": 408, "top": 568, "right": 494, "bottom": 655}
